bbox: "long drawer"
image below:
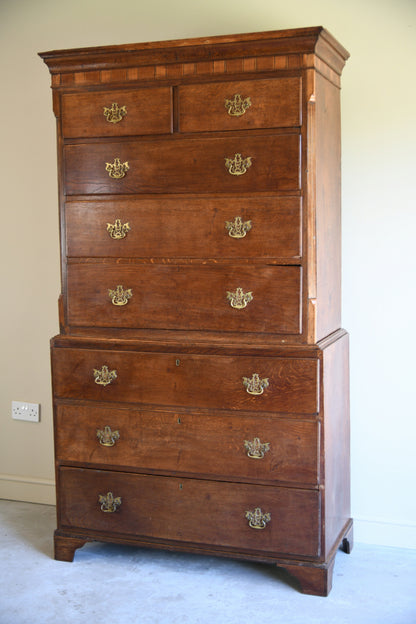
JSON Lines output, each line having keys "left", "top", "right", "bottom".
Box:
{"left": 66, "top": 264, "right": 302, "bottom": 334}
{"left": 65, "top": 196, "right": 302, "bottom": 260}
{"left": 55, "top": 405, "right": 319, "bottom": 486}
{"left": 64, "top": 134, "right": 300, "bottom": 195}
{"left": 178, "top": 77, "right": 301, "bottom": 132}
{"left": 58, "top": 467, "right": 321, "bottom": 558}
{"left": 51, "top": 347, "right": 319, "bottom": 414}
{"left": 61, "top": 87, "right": 173, "bottom": 138}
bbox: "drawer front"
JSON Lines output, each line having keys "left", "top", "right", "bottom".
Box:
{"left": 179, "top": 78, "right": 301, "bottom": 132}
{"left": 65, "top": 197, "right": 302, "bottom": 260}
{"left": 64, "top": 134, "right": 300, "bottom": 195}
{"left": 58, "top": 467, "right": 320, "bottom": 557}
{"left": 55, "top": 405, "right": 319, "bottom": 486}
{"left": 61, "top": 87, "right": 172, "bottom": 138}
{"left": 52, "top": 348, "right": 319, "bottom": 414}
{"left": 66, "top": 264, "right": 301, "bottom": 334}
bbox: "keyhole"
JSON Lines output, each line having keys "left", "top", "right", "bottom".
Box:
{"left": 175, "top": 359, "right": 180, "bottom": 366}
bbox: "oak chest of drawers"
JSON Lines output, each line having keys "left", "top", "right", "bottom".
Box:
{"left": 40, "top": 26, "right": 352, "bottom": 596}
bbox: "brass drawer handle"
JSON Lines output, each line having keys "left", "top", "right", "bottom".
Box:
{"left": 225, "top": 153, "right": 252, "bottom": 176}
{"left": 103, "top": 103, "right": 127, "bottom": 124}
{"left": 105, "top": 157, "right": 129, "bottom": 179}
{"left": 107, "top": 219, "right": 130, "bottom": 240}
{"left": 244, "top": 437, "right": 270, "bottom": 459}
{"left": 227, "top": 287, "right": 253, "bottom": 309}
{"left": 245, "top": 507, "right": 271, "bottom": 530}
{"left": 225, "top": 216, "right": 252, "bottom": 239}
{"left": 97, "top": 425, "right": 120, "bottom": 447}
{"left": 99, "top": 492, "right": 122, "bottom": 513}
{"left": 243, "top": 373, "right": 269, "bottom": 395}
{"left": 93, "top": 365, "right": 117, "bottom": 386}
{"left": 224, "top": 93, "right": 251, "bottom": 117}
{"left": 108, "top": 284, "right": 132, "bottom": 306}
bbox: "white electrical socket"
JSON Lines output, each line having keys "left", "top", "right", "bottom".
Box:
{"left": 12, "top": 401, "right": 40, "bottom": 422}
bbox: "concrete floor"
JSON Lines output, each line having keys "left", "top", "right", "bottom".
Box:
{"left": 0, "top": 499, "right": 415, "bottom": 624}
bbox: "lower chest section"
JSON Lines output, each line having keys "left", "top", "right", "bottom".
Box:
{"left": 52, "top": 340, "right": 323, "bottom": 561}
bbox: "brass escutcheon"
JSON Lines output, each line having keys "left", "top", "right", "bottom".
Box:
{"left": 226, "top": 287, "right": 253, "bottom": 310}
{"left": 105, "top": 157, "right": 129, "bottom": 179}
{"left": 97, "top": 425, "right": 120, "bottom": 447}
{"left": 224, "top": 93, "right": 252, "bottom": 117}
{"left": 93, "top": 365, "right": 117, "bottom": 387}
{"left": 244, "top": 437, "right": 271, "bottom": 459}
{"left": 245, "top": 507, "right": 271, "bottom": 529}
{"left": 108, "top": 284, "right": 133, "bottom": 306}
{"left": 242, "top": 373, "right": 269, "bottom": 396}
{"left": 103, "top": 102, "right": 127, "bottom": 124}
{"left": 224, "top": 153, "right": 252, "bottom": 176}
{"left": 107, "top": 219, "right": 130, "bottom": 240}
{"left": 98, "top": 492, "right": 122, "bottom": 513}
{"left": 225, "top": 216, "right": 252, "bottom": 239}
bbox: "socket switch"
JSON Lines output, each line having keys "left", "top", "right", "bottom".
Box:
{"left": 12, "top": 401, "right": 40, "bottom": 422}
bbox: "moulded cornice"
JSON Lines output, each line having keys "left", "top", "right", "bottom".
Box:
{"left": 39, "top": 27, "right": 349, "bottom": 77}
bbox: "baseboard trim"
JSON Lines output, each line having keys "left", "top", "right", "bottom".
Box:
{"left": 0, "top": 474, "right": 55, "bottom": 505}
{"left": 354, "top": 517, "right": 416, "bottom": 550}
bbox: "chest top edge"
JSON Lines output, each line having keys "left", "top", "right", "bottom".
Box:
{"left": 39, "top": 26, "right": 349, "bottom": 78}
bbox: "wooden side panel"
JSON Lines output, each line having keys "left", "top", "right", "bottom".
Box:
{"left": 314, "top": 73, "right": 342, "bottom": 340}
{"left": 321, "top": 332, "right": 351, "bottom": 557}
{"left": 304, "top": 69, "right": 317, "bottom": 343}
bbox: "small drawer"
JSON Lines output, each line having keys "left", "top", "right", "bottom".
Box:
{"left": 64, "top": 134, "right": 300, "bottom": 195}
{"left": 65, "top": 196, "right": 302, "bottom": 260}
{"left": 55, "top": 405, "right": 320, "bottom": 486}
{"left": 179, "top": 77, "right": 301, "bottom": 132}
{"left": 58, "top": 467, "right": 321, "bottom": 558}
{"left": 61, "top": 87, "right": 172, "bottom": 138}
{"left": 66, "top": 264, "right": 302, "bottom": 334}
{"left": 51, "top": 347, "right": 319, "bottom": 415}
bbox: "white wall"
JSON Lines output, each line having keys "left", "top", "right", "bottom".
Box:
{"left": 0, "top": 0, "right": 415, "bottom": 548}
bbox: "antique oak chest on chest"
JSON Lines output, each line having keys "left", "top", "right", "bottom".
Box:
{"left": 40, "top": 26, "right": 352, "bottom": 595}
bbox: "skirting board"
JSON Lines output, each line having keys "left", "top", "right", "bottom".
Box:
{"left": 0, "top": 477, "right": 415, "bottom": 550}
{"left": 352, "top": 517, "right": 416, "bottom": 550}
{"left": 0, "top": 474, "right": 55, "bottom": 506}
